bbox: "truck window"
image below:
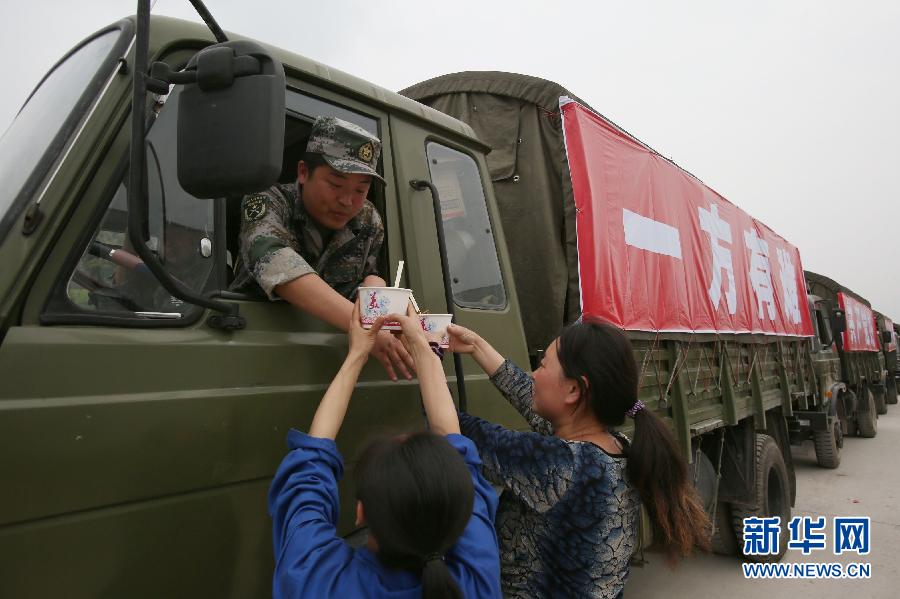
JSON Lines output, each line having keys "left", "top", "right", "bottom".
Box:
{"left": 57, "top": 86, "right": 215, "bottom": 320}
{"left": 425, "top": 142, "right": 506, "bottom": 310}
{"left": 224, "top": 91, "right": 385, "bottom": 293}
{"left": 0, "top": 27, "right": 125, "bottom": 241}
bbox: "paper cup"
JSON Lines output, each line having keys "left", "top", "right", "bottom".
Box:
{"left": 419, "top": 313, "right": 453, "bottom": 348}
{"left": 358, "top": 287, "right": 412, "bottom": 331}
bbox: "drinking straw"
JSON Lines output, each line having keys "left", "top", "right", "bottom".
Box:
{"left": 394, "top": 260, "right": 404, "bottom": 287}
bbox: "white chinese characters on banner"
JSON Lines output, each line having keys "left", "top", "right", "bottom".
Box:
{"left": 776, "top": 248, "right": 802, "bottom": 324}
{"left": 744, "top": 229, "right": 777, "bottom": 320}
{"left": 698, "top": 204, "right": 737, "bottom": 314}
{"left": 861, "top": 306, "right": 874, "bottom": 347}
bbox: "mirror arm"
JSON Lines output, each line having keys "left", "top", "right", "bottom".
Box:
{"left": 128, "top": 0, "right": 244, "bottom": 331}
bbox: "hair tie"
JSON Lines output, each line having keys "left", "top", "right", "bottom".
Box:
{"left": 625, "top": 400, "right": 645, "bottom": 418}
{"left": 424, "top": 552, "right": 444, "bottom": 564}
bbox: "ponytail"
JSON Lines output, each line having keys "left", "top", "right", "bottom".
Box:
{"left": 629, "top": 408, "right": 711, "bottom": 561}
{"left": 421, "top": 557, "right": 463, "bottom": 599}
{"left": 355, "top": 432, "right": 472, "bottom": 598}
{"left": 557, "top": 318, "right": 711, "bottom": 562}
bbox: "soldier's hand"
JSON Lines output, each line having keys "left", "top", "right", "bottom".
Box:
{"left": 372, "top": 329, "right": 415, "bottom": 382}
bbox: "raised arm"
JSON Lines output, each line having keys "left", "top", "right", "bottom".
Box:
{"left": 308, "top": 300, "right": 385, "bottom": 439}
{"left": 447, "top": 324, "right": 552, "bottom": 435}
{"left": 389, "top": 308, "right": 460, "bottom": 436}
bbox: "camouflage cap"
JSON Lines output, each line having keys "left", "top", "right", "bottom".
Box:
{"left": 306, "top": 116, "right": 385, "bottom": 184}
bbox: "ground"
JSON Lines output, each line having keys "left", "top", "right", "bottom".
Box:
{"left": 627, "top": 410, "right": 899, "bottom": 597}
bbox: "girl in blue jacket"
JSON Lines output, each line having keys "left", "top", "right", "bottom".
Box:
{"left": 268, "top": 301, "right": 501, "bottom": 599}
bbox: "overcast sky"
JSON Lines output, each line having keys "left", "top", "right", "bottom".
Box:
{"left": 2, "top": 0, "right": 898, "bottom": 319}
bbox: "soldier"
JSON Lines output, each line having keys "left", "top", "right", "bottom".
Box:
{"left": 231, "top": 116, "right": 413, "bottom": 380}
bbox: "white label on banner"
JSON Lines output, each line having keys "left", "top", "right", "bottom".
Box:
{"left": 744, "top": 229, "right": 777, "bottom": 320}
{"left": 622, "top": 209, "right": 683, "bottom": 258}
{"left": 698, "top": 203, "right": 737, "bottom": 314}
{"left": 776, "top": 247, "right": 802, "bottom": 324}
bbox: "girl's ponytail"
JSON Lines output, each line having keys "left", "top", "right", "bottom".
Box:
{"left": 421, "top": 556, "right": 463, "bottom": 599}
{"left": 629, "top": 407, "right": 711, "bottom": 561}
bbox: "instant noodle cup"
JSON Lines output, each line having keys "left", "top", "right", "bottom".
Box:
{"left": 358, "top": 287, "right": 412, "bottom": 331}
{"left": 418, "top": 313, "right": 453, "bottom": 348}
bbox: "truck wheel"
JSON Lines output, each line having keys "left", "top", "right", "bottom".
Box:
{"left": 887, "top": 378, "right": 898, "bottom": 405}
{"left": 732, "top": 434, "right": 791, "bottom": 563}
{"left": 710, "top": 501, "right": 739, "bottom": 556}
{"left": 874, "top": 386, "right": 887, "bottom": 415}
{"left": 813, "top": 420, "right": 842, "bottom": 469}
{"left": 857, "top": 388, "right": 878, "bottom": 438}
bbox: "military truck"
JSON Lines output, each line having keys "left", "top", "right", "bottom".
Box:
{"left": 401, "top": 72, "right": 827, "bottom": 561}
{"left": 787, "top": 293, "right": 846, "bottom": 468}
{"left": 874, "top": 310, "right": 898, "bottom": 405}
{"left": 805, "top": 271, "right": 886, "bottom": 433}
{"left": 0, "top": 9, "right": 833, "bottom": 597}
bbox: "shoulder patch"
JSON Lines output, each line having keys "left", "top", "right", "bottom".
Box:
{"left": 243, "top": 194, "right": 268, "bottom": 222}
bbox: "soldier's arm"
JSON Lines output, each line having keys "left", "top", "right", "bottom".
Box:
{"left": 276, "top": 277, "right": 414, "bottom": 381}
{"left": 275, "top": 276, "right": 355, "bottom": 332}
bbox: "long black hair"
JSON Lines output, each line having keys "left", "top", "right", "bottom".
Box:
{"left": 556, "top": 317, "right": 711, "bottom": 561}
{"left": 355, "top": 431, "right": 474, "bottom": 599}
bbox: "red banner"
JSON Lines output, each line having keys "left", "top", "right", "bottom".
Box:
{"left": 838, "top": 293, "right": 879, "bottom": 351}
{"left": 561, "top": 99, "right": 814, "bottom": 337}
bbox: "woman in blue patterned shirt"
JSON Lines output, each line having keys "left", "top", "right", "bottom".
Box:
{"left": 448, "top": 317, "right": 709, "bottom": 598}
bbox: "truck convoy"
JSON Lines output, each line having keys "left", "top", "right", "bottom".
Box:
{"left": 0, "top": 8, "right": 895, "bottom": 598}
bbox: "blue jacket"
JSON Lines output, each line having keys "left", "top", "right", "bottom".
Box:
{"left": 269, "top": 431, "right": 501, "bottom": 598}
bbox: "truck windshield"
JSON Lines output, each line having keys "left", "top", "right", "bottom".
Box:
{"left": 0, "top": 29, "right": 120, "bottom": 235}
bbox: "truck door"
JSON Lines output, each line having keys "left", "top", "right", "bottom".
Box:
{"left": 388, "top": 116, "right": 529, "bottom": 425}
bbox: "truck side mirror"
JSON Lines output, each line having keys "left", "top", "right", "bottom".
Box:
{"left": 174, "top": 41, "right": 285, "bottom": 198}
{"left": 831, "top": 309, "right": 846, "bottom": 334}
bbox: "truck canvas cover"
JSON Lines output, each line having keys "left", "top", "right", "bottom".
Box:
{"left": 402, "top": 72, "right": 813, "bottom": 353}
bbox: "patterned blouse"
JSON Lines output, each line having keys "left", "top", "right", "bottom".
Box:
{"left": 459, "top": 359, "right": 640, "bottom": 598}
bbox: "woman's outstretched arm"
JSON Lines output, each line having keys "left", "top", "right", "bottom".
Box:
{"left": 389, "top": 307, "right": 460, "bottom": 436}
{"left": 308, "top": 299, "right": 385, "bottom": 439}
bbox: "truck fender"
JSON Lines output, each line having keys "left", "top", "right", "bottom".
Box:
{"left": 823, "top": 382, "right": 847, "bottom": 417}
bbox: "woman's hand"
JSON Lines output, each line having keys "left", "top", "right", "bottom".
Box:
{"left": 348, "top": 297, "right": 386, "bottom": 360}
{"left": 447, "top": 322, "right": 505, "bottom": 377}
{"left": 386, "top": 304, "right": 435, "bottom": 363}
{"left": 446, "top": 323, "right": 481, "bottom": 354}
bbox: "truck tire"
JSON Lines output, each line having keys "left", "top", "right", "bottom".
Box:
{"left": 874, "top": 386, "right": 887, "bottom": 415}
{"left": 813, "top": 420, "right": 842, "bottom": 469}
{"left": 732, "top": 434, "right": 791, "bottom": 563}
{"left": 710, "top": 501, "right": 739, "bottom": 556}
{"left": 887, "top": 377, "right": 898, "bottom": 405}
{"left": 857, "top": 388, "right": 878, "bottom": 438}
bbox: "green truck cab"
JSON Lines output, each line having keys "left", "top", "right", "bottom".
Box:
{"left": 0, "top": 15, "right": 527, "bottom": 598}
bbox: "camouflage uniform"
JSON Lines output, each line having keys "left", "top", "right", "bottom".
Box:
{"left": 230, "top": 117, "right": 385, "bottom": 300}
